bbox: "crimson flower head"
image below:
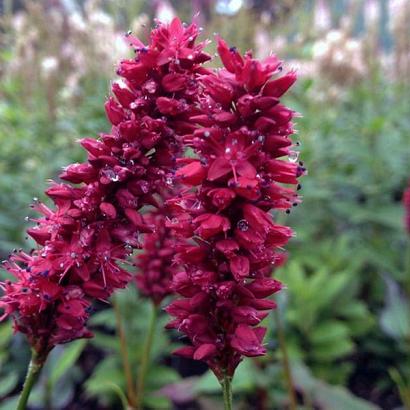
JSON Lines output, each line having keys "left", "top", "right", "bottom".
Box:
{"left": 0, "top": 251, "right": 93, "bottom": 353}
{"left": 166, "top": 37, "right": 304, "bottom": 379}
{"left": 135, "top": 210, "right": 180, "bottom": 306}
{"left": 404, "top": 180, "right": 410, "bottom": 235}
{"left": 0, "top": 17, "right": 209, "bottom": 358}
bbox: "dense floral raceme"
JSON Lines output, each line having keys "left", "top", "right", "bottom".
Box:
{"left": 404, "top": 180, "right": 410, "bottom": 234}
{"left": 165, "top": 37, "right": 304, "bottom": 379}
{"left": 135, "top": 208, "right": 181, "bottom": 306}
{"left": 0, "top": 18, "right": 211, "bottom": 359}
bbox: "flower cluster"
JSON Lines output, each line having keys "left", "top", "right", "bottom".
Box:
{"left": 1, "top": 18, "right": 304, "bottom": 380}
{"left": 0, "top": 18, "right": 210, "bottom": 358}
{"left": 166, "top": 38, "right": 303, "bottom": 379}
{"left": 135, "top": 210, "right": 180, "bottom": 306}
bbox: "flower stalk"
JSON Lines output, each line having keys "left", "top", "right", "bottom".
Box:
{"left": 17, "top": 350, "right": 47, "bottom": 410}
{"left": 136, "top": 302, "right": 158, "bottom": 410}
{"left": 113, "top": 297, "right": 136, "bottom": 408}
{"left": 221, "top": 374, "right": 233, "bottom": 410}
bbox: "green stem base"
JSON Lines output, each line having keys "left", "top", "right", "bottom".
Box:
{"left": 17, "top": 350, "right": 46, "bottom": 410}
{"left": 136, "top": 302, "right": 158, "bottom": 410}
{"left": 113, "top": 298, "right": 136, "bottom": 407}
{"left": 221, "top": 375, "right": 233, "bottom": 410}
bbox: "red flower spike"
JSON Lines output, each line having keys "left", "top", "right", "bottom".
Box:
{"left": 135, "top": 210, "right": 184, "bottom": 306}
{"left": 166, "top": 37, "right": 304, "bottom": 379}
{"left": 0, "top": 18, "right": 210, "bottom": 356}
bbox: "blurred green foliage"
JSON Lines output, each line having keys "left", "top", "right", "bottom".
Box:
{"left": 0, "top": 77, "right": 108, "bottom": 253}
{"left": 85, "top": 288, "right": 180, "bottom": 409}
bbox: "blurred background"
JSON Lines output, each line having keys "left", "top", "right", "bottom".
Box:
{"left": 0, "top": 0, "right": 409, "bottom": 409}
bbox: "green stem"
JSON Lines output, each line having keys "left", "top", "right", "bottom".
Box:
{"left": 221, "top": 374, "right": 233, "bottom": 410}
{"left": 274, "top": 309, "right": 297, "bottom": 410}
{"left": 136, "top": 302, "right": 158, "bottom": 410}
{"left": 113, "top": 298, "right": 137, "bottom": 408}
{"left": 17, "top": 350, "right": 46, "bottom": 410}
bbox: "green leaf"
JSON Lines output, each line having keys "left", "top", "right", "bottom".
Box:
{"left": 315, "top": 383, "right": 380, "bottom": 410}
{"left": 0, "top": 372, "right": 18, "bottom": 397}
{"left": 143, "top": 394, "right": 172, "bottom": 409}
{"left": 311, "top": 338, "right": 354, "bottom": 361}
{"left": 380, "top": 277, "right": 410, "bottom": 340}
{"left": 49, "top": 339, "right": 87, "bottom": 385}
{"left": 193, "top": 371, "right": 221, "bottom": 394}
{"left": 85, "top": 356, "right": 124, "bottom": 400}
{"left": 292, "top": 361, "right": 379, "bottom": 410}
{"left": 146, "top": 366, "right": 180, "bottom": 389}
{"left": 338, "top": 302, "right": 368, "bottom": 319}
{"left": 90, "top": 331, "right": 119, "bottom": 351}
{"left": 0, "top": 396, "right": 19, "bottom": 410}
{"left": 354, "top": 206, "right": 404, "bottom": 230}
{"left": 0, "top": 323, "right": 12, "bottom": 348}
{"left": 105, "top": 383, "right": 129, "bottom": 410}
{"left": 88, "top": 309, "right": 116, "bottom": 328}
{"left": 315, "top": 271, "right": 351, "bottom": 310}
{"left": 310, "top": 321, "right": 349, "bottom": 345}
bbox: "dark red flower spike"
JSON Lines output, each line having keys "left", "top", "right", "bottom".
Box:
{"left": 0, "top": 18, "right": 210, "bottom": 357}
{"left": 166, "top": 37, "right": 304, "bottom": 379}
